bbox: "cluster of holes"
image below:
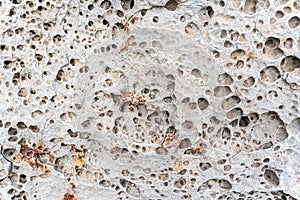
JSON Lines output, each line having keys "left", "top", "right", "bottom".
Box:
{"left": 1, "top": 0, "right": 300, "bottom": 199}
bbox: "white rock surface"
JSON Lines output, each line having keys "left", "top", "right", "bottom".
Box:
{"left": 0, "top": 0, "right": 299, "bottom": 199}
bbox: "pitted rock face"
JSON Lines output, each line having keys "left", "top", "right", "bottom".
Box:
{"left": 0, "top": 0, "right": 299, "bottom": 199}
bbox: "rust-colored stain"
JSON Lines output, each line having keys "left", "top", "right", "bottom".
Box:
{"left": 63, "top": 178, "right": 77, "bottom": 199}
{"left": 70, "top": 144, "right": 85, "bottom": 153}
{"left": 70, "top": 182, "right": 76, "bottom": 189}
{"left": 13, "top": 72, "right": 20, "bottom": 78}
{"left": 173, "top": 157, "right": 183, "bottom": 173}
{"left": 131, "top": 16, "right": 139, "bottom": 23}
{"left": 190, "top": 144, "right": 207, "bottom": 155}
{"left": 73, "top": 155, "right": 85, "bottom": 166}
{"left": 62, "top": 192, "right": 77, "bottom": 200}
{"left": 70, "top": 144, "right": 86, "bottom": 166}
{"left": 246, "top": 48, "right": 256, "bottom": 60}
{"left": 162, "top": 126, "right": 178, "bottom": 147}
{"left": 20, "top": 143, "right": 54, "bottom": 172}
{"left": 118, "top": 90, "right": 146, "bottom": 112}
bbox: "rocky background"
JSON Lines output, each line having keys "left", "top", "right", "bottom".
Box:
{"left": 0, "top": 0, "right": 299, "bottom": 199}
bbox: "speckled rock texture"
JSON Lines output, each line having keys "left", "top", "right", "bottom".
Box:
{"left": 0, "top": 0, "right": 300, "bottom": 199}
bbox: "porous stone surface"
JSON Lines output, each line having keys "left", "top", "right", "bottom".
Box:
{"left": 0, "top": 0, "right": 300, "bottom": 199}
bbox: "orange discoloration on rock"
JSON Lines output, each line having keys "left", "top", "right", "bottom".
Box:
{"left": 70, "top": 144, "right": 85, "bottom": 154}
{"left": 62, "top": 192, "right": 77, "bottom": 200}
{"left": 73, "top": 155, "right": 85, "bottom": 166}
{"left": 131, "top": 16, "right": 139, "bottom": 23}
{"left": 119, "top": 90, "right": 146, "bottom": 109}
{"left": 191, "top": 143, "right": 207, "bottom": 155}
{"left": 161, "top": 126, "right": 178, "bottom": 148}
{"left": 63, "top": 179, "right": 77, "bottom": 199}
{"left": 174, "top": 157, "right": 183, "bottom": 173}
{"left": 70, "top": 182, "right": 76, "bottom": 189}
{"left": 69, "top": 144, "right": 87, "bottom": 167}
{"left": 13, "top": 72, "right": 20, "bottom": 78}
{"left": 20, "top": 143, "right": 54, "bottom": 172}
{"left": 128, "top": 106, "right": 135, "bottom": 112}
{"left": 246, "top": 48, "right": 256, "bottom": 60}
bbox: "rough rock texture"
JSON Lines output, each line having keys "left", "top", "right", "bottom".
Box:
{"left": 0, "top": 0, "right": 300, "bottom": 199}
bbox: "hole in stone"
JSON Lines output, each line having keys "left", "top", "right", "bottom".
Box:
{"left": 165, "top": 0, "right": 178, "bottom": 11}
